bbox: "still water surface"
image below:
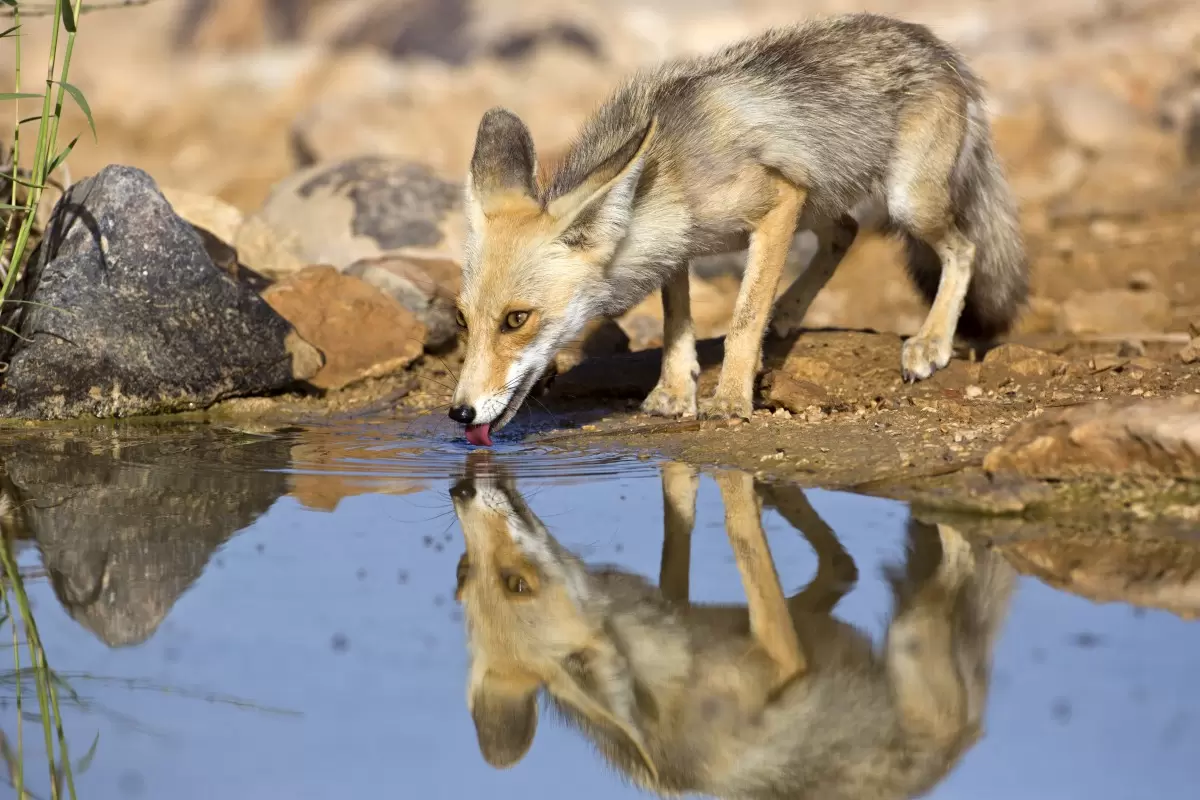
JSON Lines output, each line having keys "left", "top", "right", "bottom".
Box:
{"left": 0, "top": 422, "right": 1196, "bottom": 799}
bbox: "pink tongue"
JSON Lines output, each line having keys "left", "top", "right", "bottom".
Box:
{"left": 465, "top": 423, "right": 493, "bottom": 447}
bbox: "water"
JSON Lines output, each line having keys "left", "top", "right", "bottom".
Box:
{"left": 0, "top": 422, "right": 1197, "bottom": 799}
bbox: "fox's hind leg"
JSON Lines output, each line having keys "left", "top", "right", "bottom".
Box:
{"left": 642, "top": 264, "right": 699, "bottom": 418}
{"left": 770, "top": 213, "right": 859, "bottom": 338}
{"left": 701, "top": 173, "right": 806, "bottom": 419}
{"left": 884, "top": 520, "right": 1015, "bottom": 758}
{"left": 757, "top": 482, "right": 858, "bottom": 615}
{"left": 888, "top": 85, "right": 976, "bottom": 382}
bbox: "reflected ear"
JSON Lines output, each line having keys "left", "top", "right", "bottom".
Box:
{"left": 467, "top": 107, "right": 541, "bottom": 220}
{"left": 468, "top": 665, "right": 540, "bottom": 769}
{"left": 548, "top": 117, "right": 658, "bottom": 249}
{"left": 552, "top": 647, "right": 660, "bottom": 783}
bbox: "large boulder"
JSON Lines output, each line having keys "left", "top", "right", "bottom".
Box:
{"left": 235, "top": 157, "right": 464, "bottom": 278}
{"left": 0, "top": 165, "right": 321, "bottom": 420}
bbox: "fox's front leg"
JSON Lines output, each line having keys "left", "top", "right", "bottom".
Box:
{"left": 701, "top": 175, "right": 806, "bottom": 419}
{"left": 716, "top": 469, "right": 807, "bottom": 690}
{"left": 641, "top": 265, "right": 699, "bottom": 418}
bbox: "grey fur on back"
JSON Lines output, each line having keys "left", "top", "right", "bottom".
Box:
{"left": 544, "top": 12, "right": 1028, "bottom": 339}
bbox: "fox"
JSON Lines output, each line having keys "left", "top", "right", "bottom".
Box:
{"left": 450, "top": 455, "right": 1017, "bottom": 799}
{"left": 446, "top": 12, "right": 1028, "bottom": 445}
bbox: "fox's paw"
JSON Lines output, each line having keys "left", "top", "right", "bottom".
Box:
{"left": 641, "top": 383, "right": 697, "bottom": 418}
{"left": 698, "top": 393, "right": 752, "bottom": 421}
{"left": 900, "top": 334, "right": 953, "bottom": 383}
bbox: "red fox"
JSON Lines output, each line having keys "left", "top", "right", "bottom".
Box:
{"left": 448, "top": 13, "right": 1028, "bottom": 445}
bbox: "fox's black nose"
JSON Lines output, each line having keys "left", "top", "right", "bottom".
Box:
{"left": 449, "top": 405, "right": 476, "bottom": 424}
{"left": 450, "top": 480, "right": 476, "bottom": 503}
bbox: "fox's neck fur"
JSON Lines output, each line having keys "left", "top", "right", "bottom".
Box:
{"left": 538, "top": 82, "right": 749, "bottom": 319}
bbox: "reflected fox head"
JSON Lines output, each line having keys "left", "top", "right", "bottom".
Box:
{"left": 449, "top": 457, "right": 658, "bottom": 780}
{"left": 449, "top": 107, "right": 658, "bottom": 436}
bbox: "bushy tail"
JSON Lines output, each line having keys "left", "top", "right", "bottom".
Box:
{"left": 902, "top": 114, "right": 1029, "bottom": 342}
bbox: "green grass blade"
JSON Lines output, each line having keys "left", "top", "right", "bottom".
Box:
{"left": 60, "top": 2, "right": 77, "bottom": 33}
{"left": 0, "top": 93, "right": 44, "bottom": 101}
{"left": 0, "top": 25, "right": 21, "bottom": 38}
{"left": 4, "top": 174, "right": 45, "bottom": 190}
{"left": 3, "top": 591, "right": 24, "bottom": 798}
{"left": 45, "top": 134, "right": 79, "bottom": 175}
{"left": 72, "top": 733, "right": 98, "bottom": 775}
{"left": 50, "top": 81, "right": 94, "bottom": 142}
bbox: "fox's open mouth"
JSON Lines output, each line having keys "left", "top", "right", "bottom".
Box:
{"left": 463, "top": 368, "right": 552, "bottom": 447}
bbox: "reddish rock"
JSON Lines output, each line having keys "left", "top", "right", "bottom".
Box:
{"left": 981, "top": 343, "right": 1067, "bottom": 384}
{"left": 984, "top": 396, "right": 1200, "bottom": 479}
{"left": 262, "top": 265, "right": 425, "bottom": 390}
{"left": 346, "top": 254, "right": 462, "bottom": 352}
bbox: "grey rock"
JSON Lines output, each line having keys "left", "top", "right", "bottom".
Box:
{"left": 235, "top": 157, "right": 462, "bottom": 277}
{"left": 0, "top": 165, "right": 319, "bottom": 420}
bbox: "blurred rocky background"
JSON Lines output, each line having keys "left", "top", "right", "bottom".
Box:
{"left": 2, "top": 0, "right": 1199, "bottom": 418}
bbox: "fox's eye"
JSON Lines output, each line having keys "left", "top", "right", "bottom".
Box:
{"left": 503, "top": 311, "right": 530, "bottom": 331}
{"left": 455, "top": 309, "right": 467, "bottom": 329}
{"left": 503, "top": 573, "right": 531, "bottom": 595}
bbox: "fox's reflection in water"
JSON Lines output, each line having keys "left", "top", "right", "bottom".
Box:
{"left": 450, "top": 453, "right": 1016, "bottom": 800}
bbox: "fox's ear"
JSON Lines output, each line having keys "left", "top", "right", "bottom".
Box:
{"left": 548, "top": 117, "right": 658, "bottom": 250}
{"left": 466, "top": 108, "right": 541, "bottom": 220}
{"left": 468, "top": 665, "right": 539, "bottom": 769}
{"left": 552, "top": 646, "right": 660, "bottom": 784}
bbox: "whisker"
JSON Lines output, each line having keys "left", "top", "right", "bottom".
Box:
{"left": 410, "top": 374, "right": 456, "bottom": 395}
{"left": 434, "top": 354, "right": 461, "bottom": 384}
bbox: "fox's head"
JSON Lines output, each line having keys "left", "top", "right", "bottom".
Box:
{"left": 450, "top": 455, "right": 658, "bottom": 781}
{"left": 449, "top": 107, "right": 658, "bottom": 444}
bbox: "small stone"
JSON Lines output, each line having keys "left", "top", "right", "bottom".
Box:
{"left": 981, "top": 343, "right": 1067, "bottom": 383}
{"left": 1180, "top": 337, "right": 1200, "bottom": 365}
{"left": 346, "top": 254, "right": 463, "bottom": 352}
{"left": 1089, "top": 219, "right": 1120, "bottom": 241}
{"left": 1090, "top": 355, "right": 1124, "bottom": 373}
{"left": 161, "top": 186, "right": 244, "bottom": 245}
{"left": 261, "top": 265, "right": 425, "bottom": 390}
{"left": 1126, "top": 270, "right": 1156, "bottom": 292}
{"left": 965, "top": 385, "right": 984, "bottom": 398}
{"left": 1117, "top": 339, "right": 1146, "bottom": 358}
